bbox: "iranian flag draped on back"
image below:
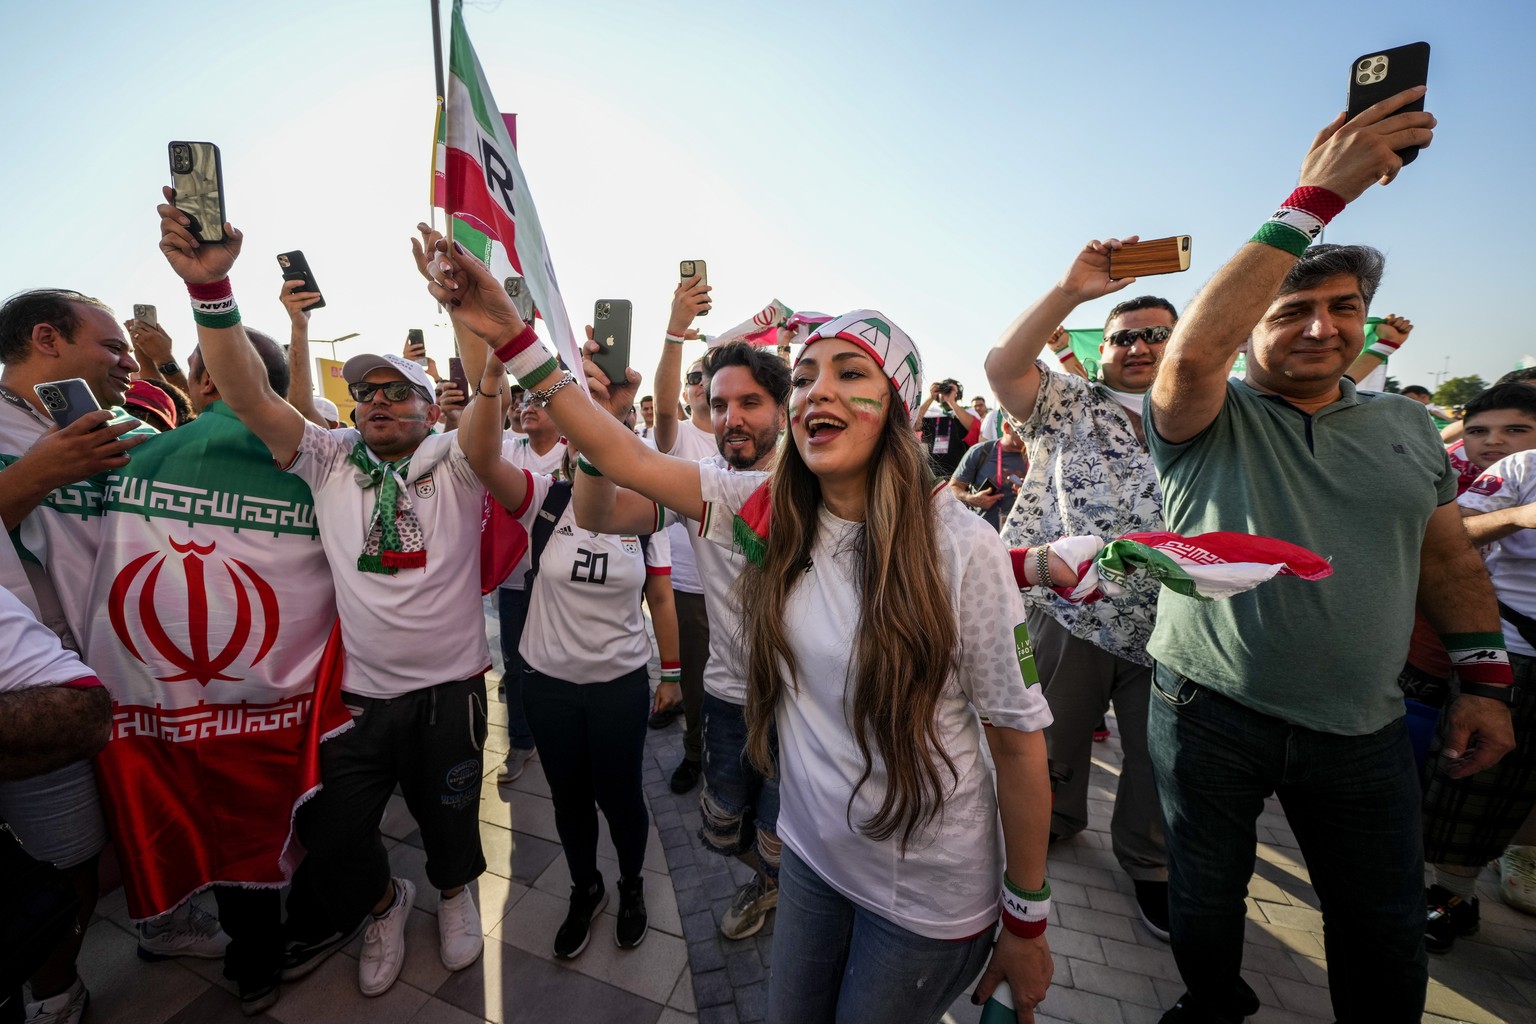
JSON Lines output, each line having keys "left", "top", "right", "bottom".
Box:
{"left": 432, "top": 0, "right": 584, "bottom": 383}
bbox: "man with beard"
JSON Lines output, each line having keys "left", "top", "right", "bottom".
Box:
{"left": 986, "top": 250, "right": 1176, "bottom": 940}
{"left": 573, "top": 338, "right": 791, "bottom": 940}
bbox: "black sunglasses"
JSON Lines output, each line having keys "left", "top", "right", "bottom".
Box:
{"left": 685, "top": 371, "right": 705, "bottom": 386}
{"left": 1105, "top": 326, "right": 1173, "bottom": 348}
{"left": 348, "top": 380, "right": 431, "bottom": 403}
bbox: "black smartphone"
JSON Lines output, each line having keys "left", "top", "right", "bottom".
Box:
{"left": 503, "top": 276, "right": 536, "bottom": 323}
{"left": 34, "top": 379, "right": 102, "bottom": 430}
{"left": 1346, "top": 42, "right": 1431, "bottom": 166}
{"left": 276, "top": 250, "right": 326, "bottom": 311}
{"left": 972, "top": 479, "right": 999, "bottom": 496}
{"left": 679, "top": 260, "right": 709, "bottom": 317}
{"left": 448, "top": 357, "right": 469, "bottom": 396}
{"left": 167, "top": 141, "right": 226, "bottom": 243}
{"left": 592, "top": 299, "right": 633, "bottom": 385}
{"left": 406, "top": 329, "right": 427, "bottom": 366}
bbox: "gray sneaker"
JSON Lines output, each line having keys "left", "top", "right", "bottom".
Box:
{"left": 720, "top": 877, "right": 777, "bottom": 940}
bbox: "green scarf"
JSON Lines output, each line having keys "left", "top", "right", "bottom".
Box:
{"left": 348, "top": 442, "right": 426, "bottom": 574}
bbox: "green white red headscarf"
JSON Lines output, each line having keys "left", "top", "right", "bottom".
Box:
{"left": 800, "top": 309, "right": 923, "bottom": 418}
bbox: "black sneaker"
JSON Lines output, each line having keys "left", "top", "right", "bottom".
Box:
{"left": 615, "top": 876, "right": 648, "bottom": 949}
{"left": 279, "top": 916, "right": 366, "bottom": 981}
{"left": 1158, "top": 978, "right": 1259, "bottom": 1023}
{"left": 1134, "top": 879, "right": 1171, "bottom": 942}
{"left": 648, "top": 704, "right": 683, "bottom": 729}
{"left": 669, "top": 758, "right": 702, "bottom": 794}
{"left": 553, "top": 876, "right": 608, "bottom": 960}
{"left": 1426, "top": 884, "right": 1479, "bottom": 953}
{"left": 238, "top": 976, "right": 280, "bottom": 1017}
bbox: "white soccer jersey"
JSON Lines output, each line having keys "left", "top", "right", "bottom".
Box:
{"left": 499, "top": 433, "right": 569, "bottom": 591}
{"left": 697, "top": 464, "right": 1053, "bottom": 938}
{"left": 660, "top": 421, "right": 717, "bottom": 596}
{"left": 1460, "top": 449, "right": 1536, "bottom": 657}
{"left": 515, "top": 472, "right": 670, "bottom": 682}
{"left": 285, "top": 422, "right": 490, "bottom": 697}
{"left": 1, "top": 581, "right": 96, "bottom": 693}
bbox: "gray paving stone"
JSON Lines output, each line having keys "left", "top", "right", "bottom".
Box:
{"left": 1068, "top": 958, "right": 1159, "bottom": 1008}
{"left": 733, "top": 981, "right": 768, "bottom": 1022}
{"left": 689, "top": 937, "right": 728, "bottom": 974}
{"left": 1034, "top": 984, "right": 1125, "bottom": 1023}
{"left": 676, "top": 883, "right": 714, "bottom": 917}
{"left": 681, "top": 908, "right": 716, "bottom": 943}
{"left": 693, "top": 968, "right": 735, "bottom": 1009}
{"left": 724, "top": 948, "right": 767, "bottom": 988}
{"left": 434, "top": 939, "right": 663, "bottom": 1023}
{"left": 698, "top": 1005, "right": 740, "bottom": 1024}
{"left": 1057, "top": 903, "right": 1139, "bottom": 944}
{"left": 1047, "top": 926, "right": 1107, "bottom": 965}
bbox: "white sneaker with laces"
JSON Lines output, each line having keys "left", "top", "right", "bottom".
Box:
{"left": 437, "top": 888, "right": 484, "bottom": 970}
{"left": 23, "top": 976, "right": 88, "bottom": 1024}
{"left": 497, "top": 746, "right": 536, "bottom": 784}
{"left": 358, "top": 877, "right": 415, "bottom": 997}
{"left": 136, "top": 900, "right": 231, "bottom": 961}
{"left": 1499, "top": 845, "right": 1536, "bottom": 915}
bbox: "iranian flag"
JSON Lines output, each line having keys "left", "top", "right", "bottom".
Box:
{"left": 706, "top": 302, "right": 834, "bottom": 349}
{"left": 432, "top": 0, "right": 583, "bottom": 384}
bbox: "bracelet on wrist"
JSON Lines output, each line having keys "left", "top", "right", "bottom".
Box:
{"left": 660, "top": 661, "right": 682, "bottom": 684}
{"left": 475, "top": 381, "right": 505, "bottom": 399}
{"left": 1000, "top": 877, "right": 1050, "bottom": 939}
{"left": 492, "top": 322, "right": 560, "bottom": 385}
{"left": 187, "top": 278, "right": 240, "bottom": 329}
{"left": 1444, "top": 631, "right": 1515, "bottom": 700}
{"left": 526, "top": 371, "right": 577, "bottom": 407}
{"left": 1250, "top": 186, "right": 1346, "bottom": 258}
{"left": 1036, "top": 546, "right": 1054, "bottom": 590}
{"left": 664, "top": 333, "right": 688, "bottom": 345}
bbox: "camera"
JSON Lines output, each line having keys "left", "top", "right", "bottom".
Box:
{"left": 36, "top": 385, "right": 64, "bottom": 412}
{"left": 170, "top": 143, "right": 193, "bottom": 174}
{"left": 596, "top": 301, "right": 612, "bottom": 320}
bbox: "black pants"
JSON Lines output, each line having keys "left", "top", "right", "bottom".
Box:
{"left": 676, "top": 590, "right": 710, "bottom": 762}
{"left": 214, "top": 886, "right": 282, "bottom": 987}
{"left": 521, "top": 666, "right": 650, "bottom": 887}
{"left": 285, "top": 676, "right": 489, "bottom": 944}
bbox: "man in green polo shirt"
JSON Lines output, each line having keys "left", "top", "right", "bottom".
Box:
{"left": 1143, "top": 89, "right": 1515, "bottom": 1024}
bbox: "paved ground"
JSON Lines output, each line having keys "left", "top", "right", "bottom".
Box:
{"left": 70, "top": 597, "right": 1536, "bottom": 1022}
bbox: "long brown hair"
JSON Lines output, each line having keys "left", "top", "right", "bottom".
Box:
{"left": 740, "top": 386, "right": 961, "bottom": 851}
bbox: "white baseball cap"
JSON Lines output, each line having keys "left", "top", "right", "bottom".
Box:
{"left": 341, "top": 352, "right": 435, "bottom": 400}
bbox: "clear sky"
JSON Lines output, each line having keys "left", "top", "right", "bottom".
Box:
{"left": 5, "top": 0, "right": 1534, "bottom": 399}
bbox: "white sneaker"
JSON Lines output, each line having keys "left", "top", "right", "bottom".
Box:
{"left": 137, "top": 900, "right": 231, "bottom": 961}
{"left": 497, "top": 746, "right": 535, "bottom": 784}
{"left": 1499, "top": 845, "right": 1536, "bottom": 915}
{"left": 437, "top": 888, "right": 484, "bottom": 970}
{"left": 358, "top": 877, "right": 415, "bottom": 997}
{"left": 23, "top": 977, "right": 88, "bottom": 1024}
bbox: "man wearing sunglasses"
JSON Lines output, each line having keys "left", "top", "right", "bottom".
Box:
{"left": 985, "top": 238, "right": 1176, "bottom": 943}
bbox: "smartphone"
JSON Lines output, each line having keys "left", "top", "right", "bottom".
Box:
{"left": 132, "top": 304, "right": 158, "bottom": 327}
{"left": 406, "top": 328, "right": 427, "bottom": 366}
{"left": 973, "top": 479, "right": 999, "bottom": 495}
{"left": 592, "top": 299, "right": 633, "bottom": 385}
{"left": 503, "top": 276, "right": 536, "bottom": 323}
{"left": 1108, "top": 235, "right": 1192, "bottom": 281}
{"left": 167, "top": 141, "right": 226, "bottom": 243}
{"left": 1346, "top": 42, "right": 1431, "bottom": 166}
{"left": 276, "top": 250, "right": 326, "bottom": 311}
{"left": 33, "top": 379, "right": 101, "bottom": 430}
{"left": 679, "top": 260, "right": 709, "bottom": 316}
{"left": 448, "top": 357, "right": 469, "bottom": 396}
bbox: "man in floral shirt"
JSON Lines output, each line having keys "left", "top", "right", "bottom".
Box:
{"left": 985, "top": 236, "right": 1172, "bottom": 939}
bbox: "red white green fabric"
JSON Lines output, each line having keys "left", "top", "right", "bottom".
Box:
{"left": 79, "top": 403, "right": 350, "bottom": 918}
{"left": 432, "top": 0, "right": 583, "bottom": 388}
{"left": 1043, "top": 530, "right": 1333, "bottom": 604}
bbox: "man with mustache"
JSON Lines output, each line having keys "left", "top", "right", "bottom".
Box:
{"left": 986, "top": 249, "right": 1176, "bottom": 941}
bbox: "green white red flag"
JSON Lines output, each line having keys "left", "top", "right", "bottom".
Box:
{"left": 432, "top": 0, "right": 583, "bottom": 385}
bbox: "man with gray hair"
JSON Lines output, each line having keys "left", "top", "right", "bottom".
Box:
{"left": 1145, "top": 89, "right": 1513, "bottom": 1023}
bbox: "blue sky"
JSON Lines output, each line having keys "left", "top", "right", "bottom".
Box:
{"left": 5, "top": 0, "right": 1533, "bottom": 398}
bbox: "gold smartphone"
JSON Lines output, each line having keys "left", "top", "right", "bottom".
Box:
{"left": 1108, "top": 235, "right": 1191, "bottom": 281}
{"left": 679, "top": 260, "right": 708, "bottom": 316}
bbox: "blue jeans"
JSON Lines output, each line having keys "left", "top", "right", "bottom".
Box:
{"left": 699, "top": 693, "right": 780, "bottom": 877}
{"left": 495, "top": 587, "right": 536, "bottom": 750}
{"left": 1147, "top": 665, "right": 1427, "bottom": 1023}
{"left": 768, "top": 846, "right": 992, "bottom": 1024}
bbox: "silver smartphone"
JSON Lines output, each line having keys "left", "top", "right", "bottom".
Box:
{"left": 34, "top": 379, "right": 101, "bottom": 430}
{"left": 503, "top": 276, "right": 536, "bottom": 322}
{"left": 132, "top": 303, "right": 158, "bottom": 326}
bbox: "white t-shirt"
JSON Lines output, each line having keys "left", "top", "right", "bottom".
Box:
{"left": 499, "top": 433, "right": 569, "bottom": 591}
{"left": 698, "top": 465, "right": 1053, "bottom": 938}
{"left": 285, "top": 422, "right": 490, "bottom": 696}
{"left": 1460, "top": 450, "right": 1536, "bottom": 657}
{"left": 660, "top": 420, "right": 717, "bottom": 596}
{"left": 2, "top": 580, "right": 96, "bottom": 693}
{"left": 514, "top": 472, "right": 670, "bottom": 681}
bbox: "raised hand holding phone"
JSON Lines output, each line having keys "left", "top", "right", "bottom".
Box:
{"left": 157, "top": 185, "right": 243, "bottom": 283}
{"left": 668, "top": 274, "right": 712, "bottom": 336}
{"left": 1300, "top": 85, "right": 1434, "bottom": 198}
{"left": 1057, "top": 236, "right": 1140, "bottom": 301}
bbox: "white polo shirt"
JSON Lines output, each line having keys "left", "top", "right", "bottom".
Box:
{"left": 285, "top": 422, "right": 490, "bottom": 697}
{"left": 514, "top": 472, "right": 670, "bottom": 682}
{"left": 499, "top": 433, "right": 569, "bottom": 592}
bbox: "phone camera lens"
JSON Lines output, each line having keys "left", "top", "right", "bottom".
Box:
{"left": 597, "top": 302, "right": 611, "bottom": 319}
{"left": 1358, "top": 59, "right": 1373, "bottom": 71}
{"left": 1357, "top": 72, "right": 1371, "bottom": 84}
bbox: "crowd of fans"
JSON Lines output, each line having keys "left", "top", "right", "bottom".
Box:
{"left": 2, "top": 82, "right": 1532, "bottom": 1024}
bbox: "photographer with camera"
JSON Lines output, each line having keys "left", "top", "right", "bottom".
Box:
{"left": 913, "top": 377, "right": 978, "bottom": 477}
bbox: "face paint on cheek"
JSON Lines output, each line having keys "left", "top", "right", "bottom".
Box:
{"left": 788, "top": 400, "right": 803, "bottom": 428}
{"left": 395, "top": 413, "right": 428, "bottom": 423}
{"left": 849, "top": 396, "right": 883, "bottom": 418}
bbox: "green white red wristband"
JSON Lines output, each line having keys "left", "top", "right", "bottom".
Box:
{"left": 660, "top": 661, "right": 681, "bottom": 685}
{"left": 493, "top": 323, "right": 560, "bottom": 386}
{"left": 187, "top": 278, "right": 240, "bottom": 329}
{"left": 1052, "top": 339, "right": 1081, "bottom": 368}
{"left": 664, "top": 333, "right": 688, "bottom": 345}
{"left": 1364, "top": 332, "right": 1402, "bottom": 360}
{"left": 1250, "top": 186, "right": 1347, "bottom": 258}
{"left": 1000, "top": 876, "right": 1050, "bottom": 939}
{"left": 1444, "top": 631, "right": 1515, "bottom": 703}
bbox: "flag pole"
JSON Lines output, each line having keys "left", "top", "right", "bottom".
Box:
{"left": 430, "top": 0, "right": 447, "bottom": 238}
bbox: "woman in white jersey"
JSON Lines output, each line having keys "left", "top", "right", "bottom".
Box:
{"left": 507, "top": 451, "right": 679, "bottom": 960}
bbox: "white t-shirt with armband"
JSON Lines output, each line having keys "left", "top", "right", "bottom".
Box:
{"left": 697, "top": 463, "right": 1053, "bottom": 939}
{"left": 284, "top": 422, "right": 490, "bottom": 697}
{"left": 1460, "top": 449, "right": 1536, "bottom": 657}
{"left": 515, "top": 472, "right": 671, "bottom": 682}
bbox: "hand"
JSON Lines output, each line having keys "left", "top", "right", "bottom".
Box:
{"left": 1375, "top": 314, "right": 1413, "bottom": 347}
{"left": 582, "top": 326, "right": 642, "bottom": 419}
{"left": 1439, "top": 694, "right": 1515, "bottom": 778}
{"left": 971, "top": 490, "right": 1007, "bottom": 510}
{"left": 1045, "top": 546, "right": 1079, "bottom": 587}
{"left": 156, "top": 186, "right": 243, "bottom": 283}
{"left": 126, "top": 319, "right": 174, "bottom": 368}
{"left": 972, "top": 930, "right": 1052, "bottom": 1022}
{"left": 929, "top": 382, "right": 944, "bottom": 400}
{"left": 668, "top": 276, "right": 713, "bottom": 336}
{"left": 435, "top": 380, "right": 467, "bottom": 431}
{"left": 279, "top": 279, "right": 321, "bottom": 327}
{"left": 1055, "top": 236, "right": 1139, "bottom": 303}
{"left": 1298, "top": 86, "right": 1435, "bottom": 198}
{"left": 425, "top": 239, "right": 525, "bottom": 345}
{"left": 425, "top": 356, "right": 442, "bottom": 382}
{"left": 409, "top": 222, "right": 447, "bottom": 283}
{"left": 652, "top": 681, "right": 682, "bottom": 714}
{"left": 24, "top": 412, "right": 150, "bottom": 484}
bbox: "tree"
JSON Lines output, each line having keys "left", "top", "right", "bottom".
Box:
{"left": 1434, "top": 375, "right": 1486, "bottom": 408}
{"left": 1383, "top": 376, "right": 1401, "bottom": 394}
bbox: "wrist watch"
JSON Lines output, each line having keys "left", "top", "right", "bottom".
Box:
{"left": 158, "top": 360, "right": 181, "bottom": 376}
